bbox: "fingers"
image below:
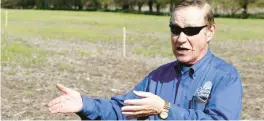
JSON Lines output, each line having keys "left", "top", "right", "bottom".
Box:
{"left": 49, "top": 102, "right": 70, "bottom": 114}
{"left": 50, "top": 108, "right": 60, "bottom": 114}
{"left": 56, "top": 84, "right": 79, "bottom": 96}
{"left": 124, "top": 110, "right": 153, "bottom": 119}
{"left": 123, "top": 110, "right": 144, "bottom": 115}
{"left": 124, "top": 99, "right": 147, "bottom": 105}
{"left": 124, "top": 91, "right": 155, "bottom": 105}
{"left": 48, "top": 95, "right": 70, "bottom": 114}
{"left": 48, "top": 95, "right": 66, "bottom": 107}
{"left": 64, "top": 95, "right": 72, "bottom": 100}
{"left": 49, "top": 103, "right": 62, "bottom": 113}
{"left": 133, "top": 90, "right": 153, "bottom": 98}
{"left": 122, "top": 105, "right": 144, "bottom": 112}
{"left": 122, "top": 106, "right": 155, "bottom": 115}
{"left": 48, "top": 97, "right": 60, "bottom": 107}
{"left": 56, "top": 83, "right": 70, "bottom": 94}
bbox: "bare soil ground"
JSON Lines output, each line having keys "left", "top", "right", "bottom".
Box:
{"left": 1, "top": 35, "right": 264, "bottom": 120}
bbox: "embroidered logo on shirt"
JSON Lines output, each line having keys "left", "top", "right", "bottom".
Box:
{"left": 195, "top": 81, "right": 212, "bottom": 103}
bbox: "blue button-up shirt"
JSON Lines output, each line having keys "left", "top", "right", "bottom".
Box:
{"left": 77, "top": 49, "right": 243, "bottom": 120}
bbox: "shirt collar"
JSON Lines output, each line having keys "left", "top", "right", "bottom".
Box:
{"left": 174, "top": 49, "right": 213, "bottom": 76}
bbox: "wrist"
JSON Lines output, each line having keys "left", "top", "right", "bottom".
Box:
{"left": 158, "top": 100, "right": 166, "bottom": 114}
{"left": 158, "top": 100, "right": 170, "bottom": 119}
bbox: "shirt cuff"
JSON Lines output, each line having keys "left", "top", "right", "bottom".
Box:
{"left": 76, "top": 96, "right": 95, "bottom": 119}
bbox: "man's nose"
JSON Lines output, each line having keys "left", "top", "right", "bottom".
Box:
{"left": 177, "top": 32, "right": 188, "bottom": 44}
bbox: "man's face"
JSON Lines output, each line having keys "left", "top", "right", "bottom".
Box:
{"left": 170, "top": 6, "right": 215, "bottom": 65}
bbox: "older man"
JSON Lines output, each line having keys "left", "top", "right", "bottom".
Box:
{"left": 48, "top": 0, "right": 243, "bottom": 120}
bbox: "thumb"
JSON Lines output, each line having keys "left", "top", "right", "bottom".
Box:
{"left": 133, "top": 90, "right": 152, "bottom": 98}
{"left": 56, "top": 83, "right": 70, "bottom": 94}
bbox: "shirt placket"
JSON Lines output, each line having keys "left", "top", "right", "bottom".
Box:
{"left": 175, "top": 71, "right": 192, "bottom": 108}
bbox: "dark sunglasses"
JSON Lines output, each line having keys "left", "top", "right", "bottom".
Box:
{"left": 169, "top": 24, "right": 207, "bottom": 36}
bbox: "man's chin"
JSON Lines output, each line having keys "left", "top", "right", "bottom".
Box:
{"left": 176, "top": 56, "right": 192, "bottom": 64}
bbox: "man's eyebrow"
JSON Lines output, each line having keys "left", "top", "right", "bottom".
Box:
{"left": 179, "top": 22, "right": 195, "bottom": 27}
{"left": 170, "top": 22, "right": 180, "bottom": 26}
{"left": 169, "top": 22, "right": 196, "bottom": 28}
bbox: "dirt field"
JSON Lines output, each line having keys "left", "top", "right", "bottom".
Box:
{"left": 2, "top": 33, "right": 264, "bottom": 119}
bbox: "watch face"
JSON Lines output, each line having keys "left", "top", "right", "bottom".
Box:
{"left": 160, "top": 112, "right": 168, "bottom": 119}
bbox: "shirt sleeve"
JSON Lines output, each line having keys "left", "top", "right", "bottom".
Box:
{"left": 75, "top": 74, "right": 151, "bottom": 120}
{"left": 167, "top": 72, "right": 243, "bottom": 120}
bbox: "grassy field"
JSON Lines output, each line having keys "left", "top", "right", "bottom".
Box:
{"left": 1, "top": 9, "right": 264, "bottom": 120}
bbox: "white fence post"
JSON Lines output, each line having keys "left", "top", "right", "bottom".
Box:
{"left": 123, "top": 27, "right": 126, "bottom": 57}
{"left": 5, "top": 10, "right": 8, "bottom": 27}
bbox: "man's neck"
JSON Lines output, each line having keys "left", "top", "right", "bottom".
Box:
{"left": 186, "top": 48, "right": 209, "bottom": 65}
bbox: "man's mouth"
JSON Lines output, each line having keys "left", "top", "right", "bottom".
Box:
{"left": 176, "top": 47, "right": 190, "bottom": 51}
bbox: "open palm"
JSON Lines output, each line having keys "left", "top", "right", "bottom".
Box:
{"left": 48, "top": 84, "right": 83, "bottom": 114}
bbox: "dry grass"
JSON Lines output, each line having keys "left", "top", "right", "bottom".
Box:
{"left": 2, "top": 33, "right": 264, "bottom": 119}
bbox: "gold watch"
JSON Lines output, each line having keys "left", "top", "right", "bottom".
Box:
{"left": 158, "top": 101, "right": 170, "bottom": 119}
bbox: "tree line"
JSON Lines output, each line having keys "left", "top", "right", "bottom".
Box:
{"left": 1, "top": 0, "right": 264, "bottom": 17}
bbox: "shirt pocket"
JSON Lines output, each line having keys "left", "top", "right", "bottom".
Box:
{"left": 189, "top": 96, "right": 207, "bottom": 111}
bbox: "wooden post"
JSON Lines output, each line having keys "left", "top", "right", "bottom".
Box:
{"left": 5, "top": 10, "right": 8, "bottom": 27}
{"left": 123, "top": 27, "right": 126, "bottom": 57}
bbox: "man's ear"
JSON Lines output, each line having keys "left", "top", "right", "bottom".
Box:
{"left": 207, "top": 24, "right": 216, "bottom": 42}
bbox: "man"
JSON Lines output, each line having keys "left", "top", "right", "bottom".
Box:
{"left": 48, "top": 0, "right": 243, "bottom": 120}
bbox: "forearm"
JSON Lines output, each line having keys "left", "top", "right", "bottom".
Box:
{"left": 76, "top": 74, "right": 152, "bottom": 120}
{"left": 76, "top": 96, "right": 124, "bottom": 120}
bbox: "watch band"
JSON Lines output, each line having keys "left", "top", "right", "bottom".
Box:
{"left": 163, "top": 101, "right": 170, "bottom": 111}
{"left": 158, "top": 101, "right": 170, "bottom": 119}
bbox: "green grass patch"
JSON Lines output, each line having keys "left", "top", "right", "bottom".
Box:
{"left": 57, "top": 63, "right": 74, "bottom": 72}
{"left": 1, "top": 9, "right": 263, "bottom": 57}
{"left": 242, "top": 56, "right": 264, "bottom": 62}
{"left": 215, "top": 18, "right": 264, "bottom": 41}
{"left": 58, "top": 50, "right": 69, "bottom": 55}
{"left": 97, "top": 47, "right": 103, "bottom": 54}
{"left": 78, "top": 50, "right": 92, "bottom": 56}
{"left": 1, "top": 36, "right": 48, "bottom": 68}
{"left": 2, "top": 9, "right": 263, "bottom": 43}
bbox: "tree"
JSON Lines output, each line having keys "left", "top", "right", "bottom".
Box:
{"left": 81, "top": 0, "right": 101, "bottom": 10}
{"left": 100, "top": 0, "right": 112, "bottom": 9}
{"left": 122, "top": 0, "right": 129, "bottom": 10}
{"left": 148, "top": 0, "right": 154, "bottom": 12}
{"left": 50, "top": 0, "right": 76, "bottom": 10}
{"left": 253, "top": 0, "right": 264, "bottom": 7}
{"left": 73, "top": 0, "right": 83, "bottom": 10}
{"left": 1, "top": 0, "right": 36, "bottom": 8}
{"left": 135, "top": 0, "right": 147, "bottom": 12}
{"left": 211, "top": 0, "right": 264, "bottom": 18}
{"left": 169, "top": 0, "right": 179, "bottom": 12}
{"left": 1, "top": 0, "right": 20, "bottom": 8}
{"left": 236, "top": 0, "right": 258, "bottom": 18}
{"left": 35, "top": 0, "right": 49, "bottom": 9}
{"left": 154, "top": 0, "right": 170, "bottom": 13}
{"left": 216, "top": 0, "right": 241, "bottom": 15}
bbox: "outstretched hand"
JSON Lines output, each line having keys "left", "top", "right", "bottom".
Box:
{"left": 48, "top": 84, "right": 83, "bottom": 114}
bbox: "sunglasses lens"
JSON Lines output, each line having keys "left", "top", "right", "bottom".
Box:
{"left": 170, "top": 25, "right": 181, "bottom": 35}
{"left": 169, "top": 25, "right": 207, "bottom": 36}
{"left": 183, "top": 27, "right": 201, "bottom": 36}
